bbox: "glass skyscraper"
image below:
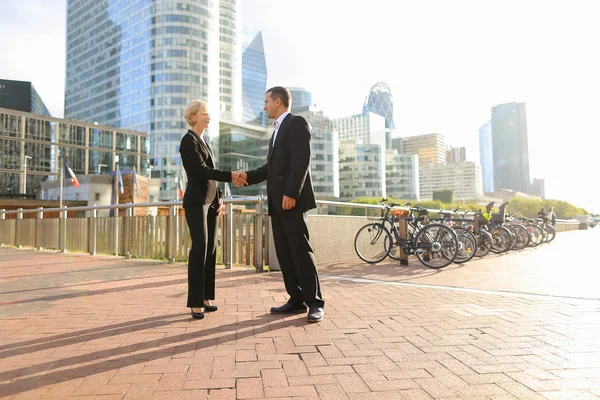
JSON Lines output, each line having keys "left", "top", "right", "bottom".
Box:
{"left": 289, "top": 87, "right": 313, "bottom": 112}
{"left": 65, "top": 0, "right": 240, "bottom": 200}
{"left": 362, "top": 82, "right": 395, "bottom": 148}
{"left": 241, "top": 30, "right": 267, "bottom": 126}
{"left": 490, "top": 102, "right": 531, "bottom": 193}
{"left": 478, "top": 120, "right": 494, "bottom": 193}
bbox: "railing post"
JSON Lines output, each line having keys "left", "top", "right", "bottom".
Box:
{"left": 89, "top": 206, "right": 97, "bottom": 255}
{"left": 166, "top": 205, "right": 176, "bottom": 263}
{"left": 254, "top": 197, "right": 264, "bottom": 271}
{"left": 114, "top": 204, "right": 119, "bottom": 256}
{"left": 36, "top": 207, "right": 43, "bottom": 250}
{"left": 0, "top": 209, "right": 5, "bottom": 247}
{"left": 226, "top": 201, "right": 233, "bottom": 269}
{"left": 16, "top": 208, "right": 23, "bottom": 249}
{"left": 60, "top": 206, "right": 68, "bottom": 253}
{"left": 124, "top": 204, "right": 133, "bottom": 258}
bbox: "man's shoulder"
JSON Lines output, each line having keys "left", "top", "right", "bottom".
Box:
{"left": 289, "top": 114, "right": 309, "bottom": 130}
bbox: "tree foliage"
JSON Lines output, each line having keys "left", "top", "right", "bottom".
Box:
{"left": 346, "top": 196, "right": 589, "bottom": 219}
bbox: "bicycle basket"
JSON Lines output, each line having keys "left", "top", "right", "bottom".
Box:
{"left": 391, "top": 209, "right": 409, "bottom": 218}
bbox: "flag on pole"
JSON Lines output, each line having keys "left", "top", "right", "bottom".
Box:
{"left": 178, "top": 172, "right": 185, "bottom": 199}
{"left": 64, "top": 163, "right": 80, "bottom": 187}
{"left": 117, "top": 166, "right": 124, "bottom": 194}
{"left": 132, "top": 167, "right": 141, "bottom": 196}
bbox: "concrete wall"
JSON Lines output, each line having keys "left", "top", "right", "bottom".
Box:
{"left": 555, "top": 221, "right": 582, "bottom": 232}
{"left": 268, "top": 215, "right": 371, "bottom": 269}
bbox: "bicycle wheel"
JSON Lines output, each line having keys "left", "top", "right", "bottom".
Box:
{"left": 526, "top": 223, "right": 543, "bottom": 247}
{"left": 414, "top": 223, "right": 458, "bottom": 269}
{"left": 544, "top": 223, "right": 556, "bottom": 243}
{"left": 505, "top": 224, "right": 530, "bottom": 250}
{"left": 490, "top": 226, "right": 512, "bottom": 253}
{"left": 453, "top": 226, "right": 477, "bottom": 263}
{"left": 474, "top": 230, "right": 493, "bottom": 257}
{"left": 541, "top": 226, "right": 550, "bottom": 243}
{"left": 354, "top": 223, "right": 392, "bottom": 263}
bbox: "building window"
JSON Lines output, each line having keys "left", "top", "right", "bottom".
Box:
{"left": 95, "top": 193, "right": 100, "bottom": 201}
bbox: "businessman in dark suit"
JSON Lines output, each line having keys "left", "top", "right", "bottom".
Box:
{"left": 241, "top": 86, "right": 325, "bottom": 323}
{"left": 180, "top": 99, "right": 246, "bottom": 320}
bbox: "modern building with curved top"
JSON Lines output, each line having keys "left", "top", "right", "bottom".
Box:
{"left": 65, "top": 0, "right": 241, "bottom": 200}
{"left": 362, "top": 82, "right": 395, "bottom": 130}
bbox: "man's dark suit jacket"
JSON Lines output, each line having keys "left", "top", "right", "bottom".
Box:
{"left": 246, "top": 113, "right": 317, "bottom": 215}
{"left": 180, "top": 129, "right": 232, "bottom": 208}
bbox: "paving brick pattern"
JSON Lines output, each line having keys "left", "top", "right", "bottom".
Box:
{"left": 0, "top": 229, "right": 599, "bottom": 399}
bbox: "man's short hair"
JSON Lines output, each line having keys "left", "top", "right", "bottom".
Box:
{"left": 266, "top": 86, "right": 291, "bottom": 108}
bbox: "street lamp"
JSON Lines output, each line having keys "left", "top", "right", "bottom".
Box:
{"left": 23, "top": 155, "right": 32, "bottom": 194}
{"left": 97, "top": 163, "right": 107, "bottom": 174}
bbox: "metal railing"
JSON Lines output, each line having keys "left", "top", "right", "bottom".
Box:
{"left": 0, "top": 197, "right": 264, "bottom": 269}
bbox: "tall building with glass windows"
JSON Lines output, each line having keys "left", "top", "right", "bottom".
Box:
{"left": 332, "top": 112, "right": 386, "bottom": 147}
{"left": 479, "top": 120, "right": 494, "bottom": 193}
{"left": 294, "top": 106, "right": 338, "bottom": 198}
{"left": 385, "top": 150, "right": 419, "bottom": 200}
{"left": 289, "top": 87, "right": 313, "bottom": 112}
{"left": 402, "top": 133, "right": 446, "bottom": 166}
{"left": 338, "top": 140, "right": 386, "bottom": 201}
{"left": 218, "top": 120, "right": 270, "bottom": 197}
{"left": 0, "top": 107, "right": 148, "bottom": 197}
{"left": 362, "top": 82, "right": 395, "bottom": 148}
{"left": 64, "top": 0, "right": 240, "bottom": 200}
{"left": 241, "top": 30, "right": 267, "bottom": 126}
{"left": 219, "top": 0, "right": 242, "bottom": 122}
{"left": 490, "top": 102, "right": 530, "bottom": 193}
{"left": 0, "top": 79, "right": 51, "bottom": 117}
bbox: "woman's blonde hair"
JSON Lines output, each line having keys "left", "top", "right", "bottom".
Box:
{"left": 184, "top": 99, "right": 208, "bottom": 127}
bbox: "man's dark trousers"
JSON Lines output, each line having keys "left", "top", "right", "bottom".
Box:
{"left": 270, "top": 210, "right": 324, "bottom": 308}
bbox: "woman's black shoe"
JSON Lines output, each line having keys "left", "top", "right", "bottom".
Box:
{"left": 203, "top": 304, "right": 218, "bottom": 312}
{"left": 190, "top": 309, "right": 205, "bottom": 319}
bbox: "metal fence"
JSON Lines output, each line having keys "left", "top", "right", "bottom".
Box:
{"left": 0, "top": 197, "right": 265, "bottom": 269}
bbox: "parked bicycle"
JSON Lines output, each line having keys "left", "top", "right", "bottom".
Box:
{"left": 354, "top": 200, "right": 459, "bottom": 269}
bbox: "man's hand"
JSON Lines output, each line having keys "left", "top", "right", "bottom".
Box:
{"left": 217, "top": 198, "right": 226, "bottom": 215}
{"left": 232, "top": 170, "right": 248, "bottom": 187}
{"left": 282, "top": 195, "right": 296, "bottom": 210}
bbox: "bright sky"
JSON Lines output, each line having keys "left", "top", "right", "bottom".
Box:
{"left": 1, "top": 0, "right": 599, "bottom": 212}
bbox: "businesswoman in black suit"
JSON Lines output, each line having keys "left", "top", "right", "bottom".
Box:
{"left": 180, "top": 99, "right": 245, "bottom": 319}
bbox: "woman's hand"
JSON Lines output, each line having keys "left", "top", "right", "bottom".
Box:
{"left": 217, "top": 198, "right": 226, "bottom": 215}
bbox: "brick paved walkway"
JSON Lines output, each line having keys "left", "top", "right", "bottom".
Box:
{"left": 1, "top": 229, "right": 599, "bottom": 399}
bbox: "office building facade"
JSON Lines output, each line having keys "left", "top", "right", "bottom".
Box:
{"left": 491, "top": 102, "right": 531, "bottom": 192}
{"left": 338, "top": 140, "right": 385, "bottom": 200}
{"left": 332, "top": 112, "right": 386, "bottom": 147}
{"left": 419, "top": 162, "right": 484, "bottom": 201}
{"left": 0, "top": 79, "right": 51, "bottom": 117}
{"left": 446, "top": 145, "right": 466, "bottom": 164}
{"left": 218, "top": 120, "right": 270, "bottom": 197}
{"left": 0, "top": 107, "right": 148, "bottom": 197}
{"left": 64, "top": 0, "right": 240, "bottom": 200}
{"left": 294, "top": 106, "right": 339, "bottom": 198}
{"left": 289, "top": 87, "right": 313, "bottom": 112}
{"left": 402, "top": 133, "right": 446, "bottom": 166}
{"left": 479, "top": 120, "right": 495, "bottom": 193}
{"left": 385, "top": 150, "right": 419, "bottom": 200}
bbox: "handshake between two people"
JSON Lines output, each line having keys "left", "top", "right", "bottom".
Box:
{"left": 231, "top": 170, "right": 248, "bottom": 187}
{"left": 229, "top": 170, "right": 295, "bottom": 210}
